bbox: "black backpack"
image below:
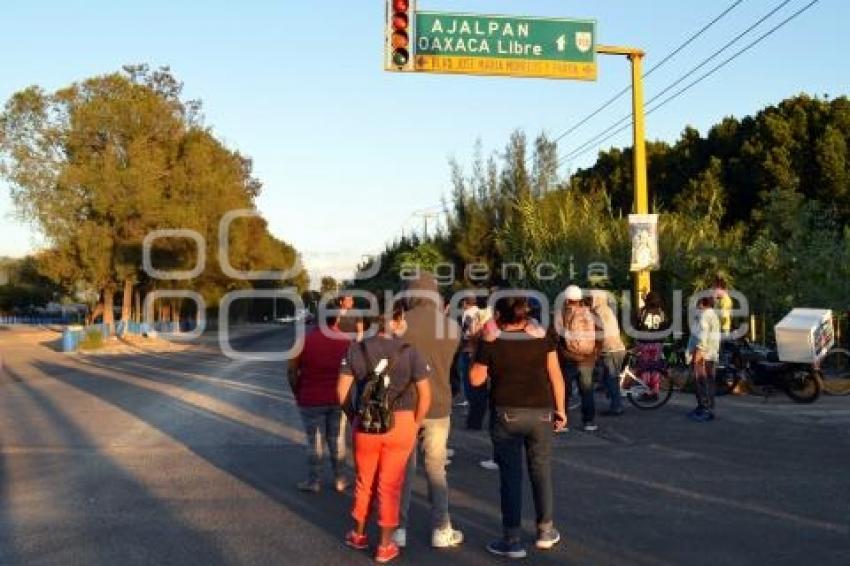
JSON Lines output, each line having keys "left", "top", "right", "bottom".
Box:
{"left": 355, "top": 341, "right": 412, "bottom": 434}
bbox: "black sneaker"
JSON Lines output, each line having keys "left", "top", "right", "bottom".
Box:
{"left": 487, "top": 538, "right": 527, "bottom": 559}
{"left": 601, "top": 408, "right": 624, "bottom": 417}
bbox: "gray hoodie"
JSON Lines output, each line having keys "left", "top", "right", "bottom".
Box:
{"left": 402, "top": 272, "right": 460, "bottom": 420}
{"left": 591, "top": 291, "right": 626, "bottom": 353}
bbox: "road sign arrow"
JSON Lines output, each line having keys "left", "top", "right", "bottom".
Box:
{"left": 556, "top": 34, "right": 567, "bottom": 52}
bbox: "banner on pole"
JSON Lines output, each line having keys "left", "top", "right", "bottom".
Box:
{"left": 629, "top": 214, "right": 659, "bottom": 272}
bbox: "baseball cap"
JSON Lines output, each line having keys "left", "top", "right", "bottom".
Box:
{"left": 565, "top": 285, "right": 583, "bottom": 302}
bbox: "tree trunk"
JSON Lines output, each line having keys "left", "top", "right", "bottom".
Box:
{"left": 102, "top": 286, "right": 115, "bottom": 335}
{"left": 121, "top": 278, "right": 133, "bottom": 322}
{"left": 134, "top": 290, "right": 141, "bottom": 324}
{"left": 89, "top": 303, "right": 103, "bottom": 326}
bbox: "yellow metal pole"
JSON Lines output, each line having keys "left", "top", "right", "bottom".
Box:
{"left": 595, "top": 46, "right": 652, "bottom": 310}
{"left": 629, "top": 51, "right": 651, "bottom": 309}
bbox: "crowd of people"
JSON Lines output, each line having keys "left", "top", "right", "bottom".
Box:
{"left": 286, "top": 274, "right": 726, "bottom": 562}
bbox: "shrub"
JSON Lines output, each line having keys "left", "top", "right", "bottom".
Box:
{"left": 79, "top": 329, "right": 104, "bottom": 350}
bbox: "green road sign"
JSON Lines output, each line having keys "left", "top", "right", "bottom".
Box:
{"left": 414, "top": 12, "right": 597, "bottom": 80}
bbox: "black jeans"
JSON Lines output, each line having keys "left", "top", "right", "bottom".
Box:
{"left": 466, "top": 378, "right": 490, "bottom": 430}
{"left": 491, "top": 407, "right": 555, "bottom": 539}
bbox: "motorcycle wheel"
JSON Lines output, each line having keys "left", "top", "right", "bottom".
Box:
{"left": 784, "top": 368, "right": 821, "bottom": 404}
{"left": 715, "top": 366, "right": 740, "bottom": 396}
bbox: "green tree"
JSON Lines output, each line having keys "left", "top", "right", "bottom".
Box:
{"left": 320, "top": 276, "right": 339, "bottom": 294}
{"left": 0, "top": 65, "right": 306, "bottom": 329}
{"left": 393, "top": 242, "right": 446, "bottom": 276}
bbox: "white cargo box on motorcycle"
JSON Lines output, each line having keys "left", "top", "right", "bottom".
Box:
{"left": 774, "top": 308, "right": 834, "bottom": 364}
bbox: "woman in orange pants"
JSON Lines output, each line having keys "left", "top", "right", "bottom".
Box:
{"left": 337, "top": 305, "right": 431, "bottom": 563}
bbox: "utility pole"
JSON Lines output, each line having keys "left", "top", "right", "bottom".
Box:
{"left": 597, "top": 45, "right": 652, "bottom": 310}
{"left": 413, "top": 210, "right": 441, "bottom": 239}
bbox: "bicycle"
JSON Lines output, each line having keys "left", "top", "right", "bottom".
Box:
{"left": 565, "top": 348, "right": 675, "bottom": 411}
{"left": 618, "top": 347, "right": 674, "bottom": 410}
{"left": 818, "top": 346, "right": 850, "bottom": 396}
{"left": 565, "top": 345, "right": 675, "bottom": 411}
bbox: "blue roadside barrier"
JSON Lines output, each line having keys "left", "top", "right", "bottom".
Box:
{"left": 0, "top": 315, "right": 78, "bottom": 325}
{"left": 61, "top": 325, "right": 84, "bottom": 352}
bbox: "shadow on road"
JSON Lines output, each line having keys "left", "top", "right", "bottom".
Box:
{"left": 1, "top": 364, "right": 231, "bottom": 565}
{"left": 27, "top": 358, "right": 581, "bottom": 565}
{"left": 0, "top": 441, "right": 18, "bottom": 565}
{"left": 29, "top": 360, "right": 374, "bottom": 560}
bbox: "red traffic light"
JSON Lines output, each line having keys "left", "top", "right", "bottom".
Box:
{"left": 392, "top": 13, "right": 408, "bottom": 31}
{"left": 386, "top": 0, "right": 414, "bottom": 71}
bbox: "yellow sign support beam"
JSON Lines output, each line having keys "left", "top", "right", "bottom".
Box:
{"left": 596, "top": 45, "right": 651, "bottom": 310}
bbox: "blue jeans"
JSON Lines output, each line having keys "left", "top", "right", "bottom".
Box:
{"left": 400, "top": 417, "right": 452, "bottom": 530}
{"left": 600, "top": 350, "right": 626, "bottom": 412}
{"left": 491, "top": 407, "right": 555, "bottom": 539}
{"left": 563, "top": 360, "right": 596, "bottom": 424}
{"left": 299, "top": 406, "right": 347, "bottom": 482}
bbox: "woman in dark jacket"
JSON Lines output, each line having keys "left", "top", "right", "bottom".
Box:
{"left": 470, "top": 296, "right": 567, "bottom": 559}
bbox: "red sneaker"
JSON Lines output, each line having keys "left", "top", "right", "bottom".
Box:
{"left": 375, "top": 542, "right": 400, "bottom": 563}
{"left": 345, "top": 530, "right": 368, "bottom": 550}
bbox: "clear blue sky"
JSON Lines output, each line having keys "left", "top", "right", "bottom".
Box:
{"left": 1, "top": 0, "right": 847, "bottom": 285}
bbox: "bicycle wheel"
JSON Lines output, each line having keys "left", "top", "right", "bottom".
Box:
{"left": 819, "top": 348, "right": 850, "bottom": 396}
{"left": 626, "top": 368, "right": 673, "bottom": 410}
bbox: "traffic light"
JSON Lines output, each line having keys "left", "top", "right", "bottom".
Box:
{"left": 385, "top": 0, "right": 416, "bottom": 71}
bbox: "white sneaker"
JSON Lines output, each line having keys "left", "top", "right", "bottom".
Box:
{"left": 432, "top": 526, "right": 464, "bottom": 548}
{"left": 392, "top": 528, "right": 407, "bottom": 548}
{"left": 479, "top": 459, "right": 499, "bottom": 470}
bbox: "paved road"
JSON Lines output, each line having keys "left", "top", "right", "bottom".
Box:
{"left": 1, "top": 326, "right": 848, "bottom": 565}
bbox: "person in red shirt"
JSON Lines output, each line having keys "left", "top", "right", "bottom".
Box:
{"left": 288, "top": 309, "right": 351, "bottom": 493}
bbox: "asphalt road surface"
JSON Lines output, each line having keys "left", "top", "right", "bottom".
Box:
{"left": 1, "top": 325, "right": 848, "bottom": 565}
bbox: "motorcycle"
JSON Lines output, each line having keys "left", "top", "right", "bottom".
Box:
{"left": 717, "top": 339, "right": 821, "bottom": 403}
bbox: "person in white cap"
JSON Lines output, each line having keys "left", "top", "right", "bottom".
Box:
{"left": 558, "top": 285, "right": 602, "bottom": 432}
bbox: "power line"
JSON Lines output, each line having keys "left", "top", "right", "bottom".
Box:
{"left": 557, "top": 0, "right": 820, "bottom": 166}
{"left": 385, "top": 203, "right": 445, "bottom": 242}
{"left": 544, "top": 0, "right": 747, "bottom": 150}
{"left": 649, "top": 1, "right": 820, "bottom": 126}
{"left": 557, "top": 0, "right": 797, "bottom": 167}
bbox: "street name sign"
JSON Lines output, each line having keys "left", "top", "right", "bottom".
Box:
{"left": 413, "top": 12, "right": 597, "bottom": 80}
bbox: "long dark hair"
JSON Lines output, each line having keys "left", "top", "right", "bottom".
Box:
{"left": 371, "top": 296, "right": 404, "bottom": 334}
{"left": 644, "top": 291, "right": 664, "bottom": 312}
{"left": 495, "top": 296, "right": 530, "bottom": 326}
